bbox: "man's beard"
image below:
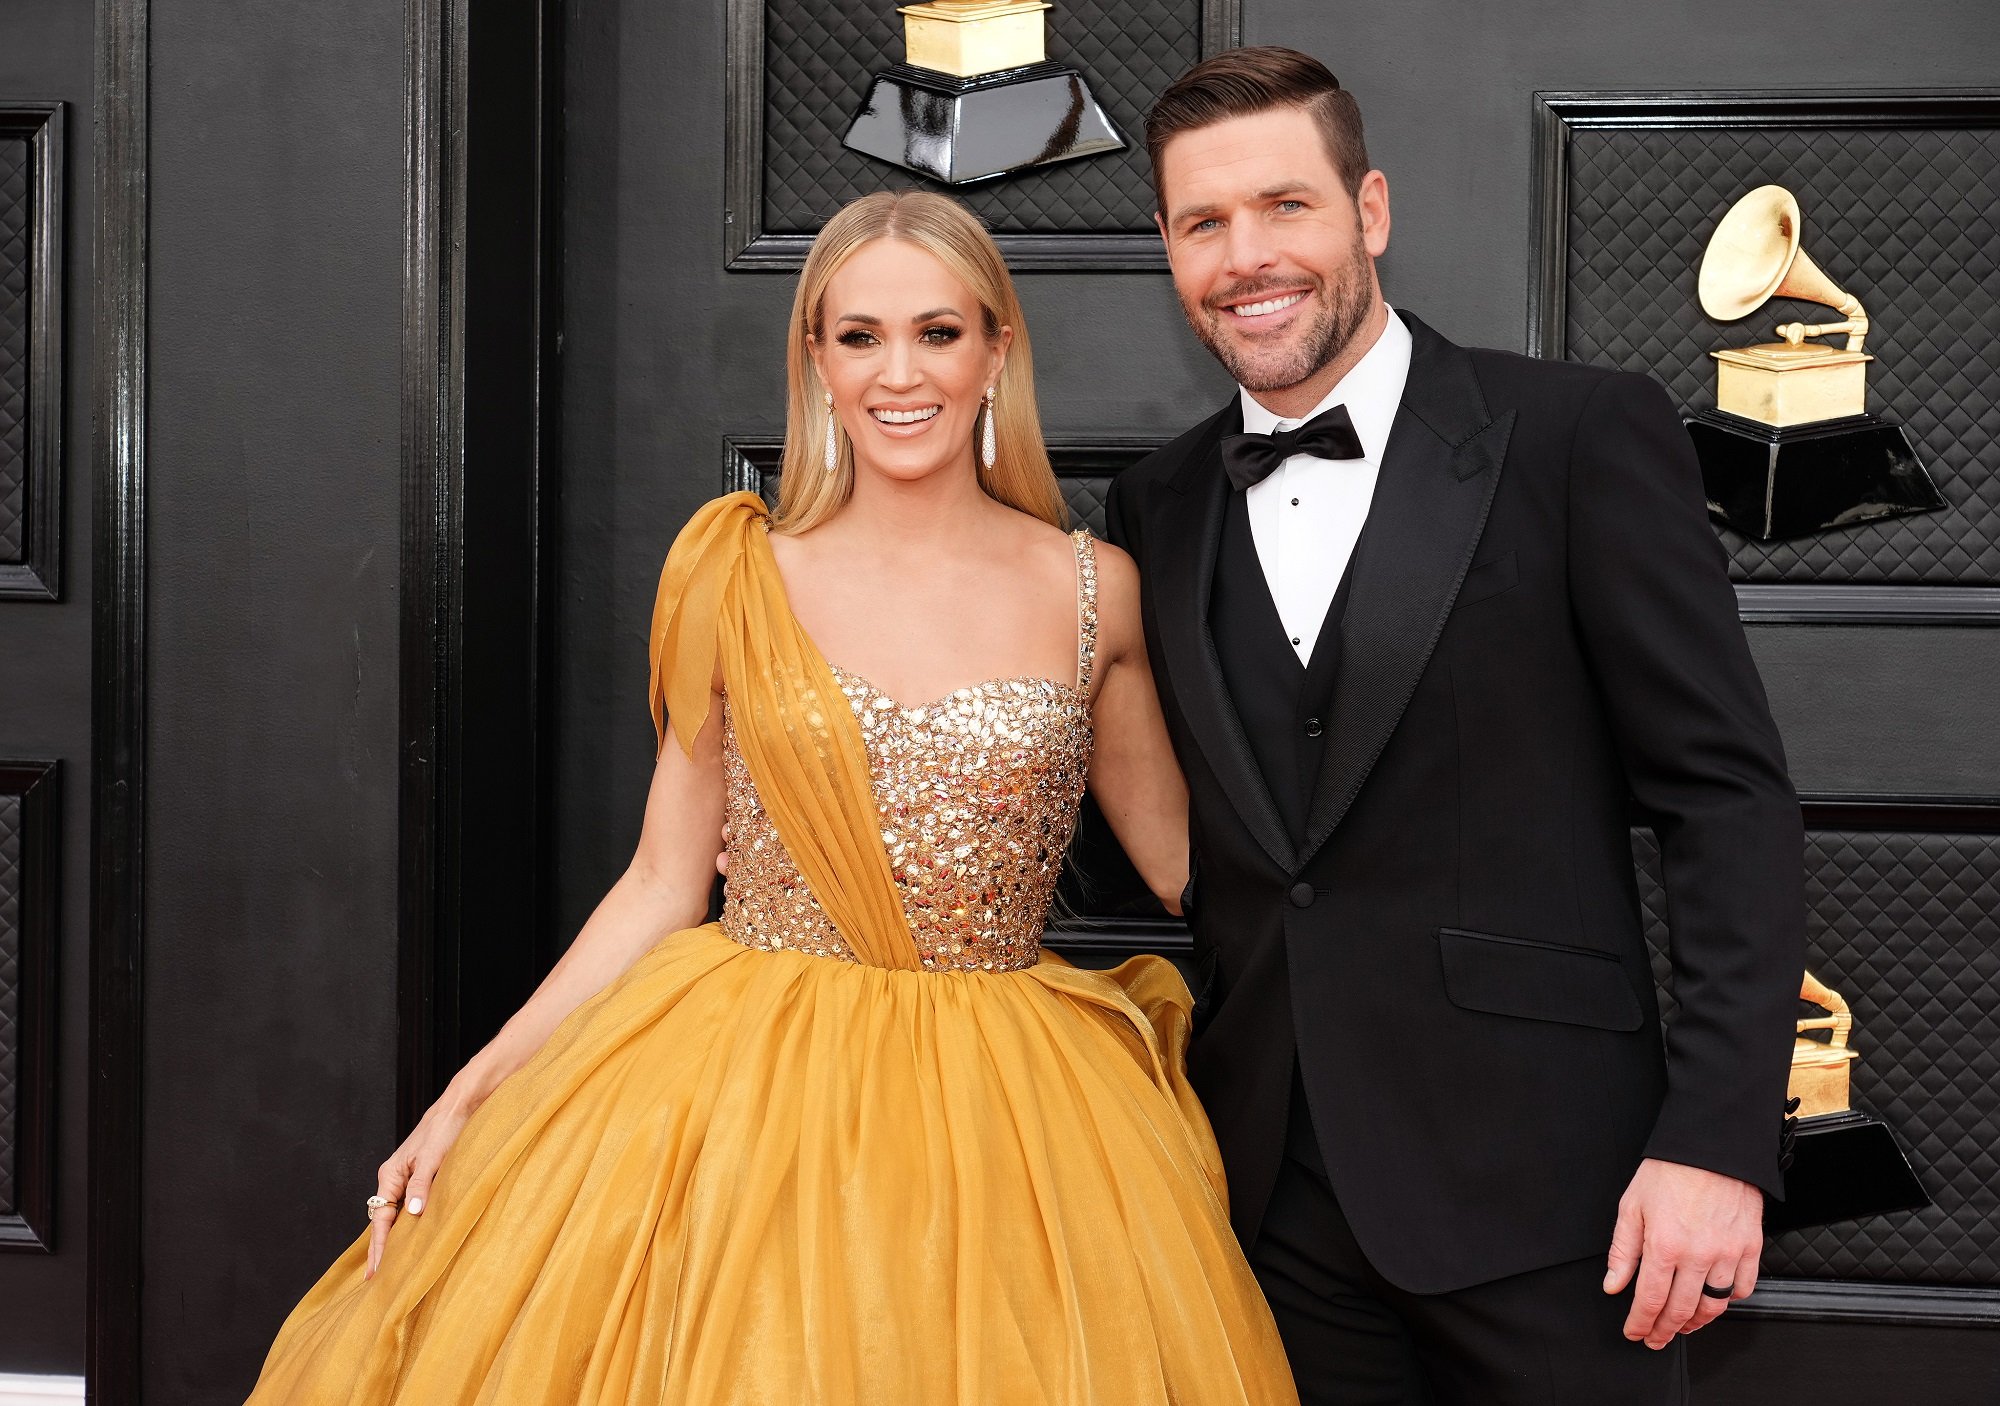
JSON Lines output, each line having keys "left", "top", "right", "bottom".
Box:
{"left": 1181, "top": 236, "right": 1374, "bottom": 394}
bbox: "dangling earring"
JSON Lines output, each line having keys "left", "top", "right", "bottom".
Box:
{"left": 823, "top": 390, "right": 838, "bottom": 474}
{"left": 981, "top": 386, "right": 997, "bottom": 471}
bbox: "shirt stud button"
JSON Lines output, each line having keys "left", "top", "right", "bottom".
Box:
{"left": 1304, "top": 717, "right": 1323, "bottom": 738}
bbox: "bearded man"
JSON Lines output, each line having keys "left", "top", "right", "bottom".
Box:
{"left": 1104, "top": 45, "right": 1806, "bottom": 1404}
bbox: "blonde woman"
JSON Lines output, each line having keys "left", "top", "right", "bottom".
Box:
{"left": 246, "top": 190, "right": 1298, "bottom": 1404}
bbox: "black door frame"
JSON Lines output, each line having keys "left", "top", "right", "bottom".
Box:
{"left": 397, "top": 0, "right": 565, "bottom": 1132}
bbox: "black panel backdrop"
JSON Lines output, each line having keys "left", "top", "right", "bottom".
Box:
{"left": 137, "top": 0, "right": 403, "bottom": 1396}
{"left": 0, "top": 101, "right": 64, "bottom": 601}
{"left": 0, "top": 792, "right": 16, "bottom": 1216}
{"left": 3, "top": 0, "right": 1993, "bottom": 1398}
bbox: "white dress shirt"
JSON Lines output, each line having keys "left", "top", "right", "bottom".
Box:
{"left": 1239, "top": 308, "right": 1413, "bottom": 664}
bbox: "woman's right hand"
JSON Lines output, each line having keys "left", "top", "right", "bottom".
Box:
{"left": 365, "top": 1079, "right": 482, "bottom": 1279}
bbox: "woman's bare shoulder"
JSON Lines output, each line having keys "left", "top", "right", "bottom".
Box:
{"left": 1089, "top": 536, "right": 1139, "bottom": 602}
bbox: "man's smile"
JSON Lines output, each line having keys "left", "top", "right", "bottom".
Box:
{"left": 1222, "top": 290, "right": 1309, "bottom": 321}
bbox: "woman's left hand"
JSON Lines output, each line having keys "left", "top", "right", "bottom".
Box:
{"left": 365, "top": 1079, "right": 480, "bottom": 1279}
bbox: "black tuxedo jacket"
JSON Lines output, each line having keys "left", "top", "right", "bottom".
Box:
{"left": 1104, "top": 311, "right": 1806, "bottom": 1294}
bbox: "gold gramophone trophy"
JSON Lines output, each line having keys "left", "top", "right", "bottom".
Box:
{"left": 841, "top": 1, "right": 1126, "bottom": 185}
{"left": 1686, "top": 185, "right": 1944, "bottom": 541}
{"left": 1766, "top": 970, "right": 1929, "bottom": 1233}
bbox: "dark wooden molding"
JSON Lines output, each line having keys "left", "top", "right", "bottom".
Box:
{"left": 1735, "top": 584, "right": 2000, "bottom": 625}
{"left": 1528, "top": 89, "right": 2000, "bottom": 621}
{"left": 0, "top": 759, "right": 60, "bottom": 1254}
{"left": 720, "top": 0, "right": 762, "bottom": 270}
{"left": 722, "top": 434, "right": 1168, "bottom": 497}
{"left": 1046, "top": 920, "right": 1192, "bottom": 961}
{"left": 0, "top": 102, "right": 65, "bottom": 601}
{"left": 398, "top": 0, "right": 466, "bottom": 1132}
{"left": 721, "top": 435, "right": 773, "bottom": 496}
{"left": 1043, "top": 435, "right": 1175, "bottom": 470}
{"left": 1797, "top": 794, "right": 2000, "bottom": 833}
{"left": 1737, "top": 1279, "right": 2000, "bottom": 1328}
{"left": 723, "top": 0, "right": 1239, "bottom": 271}
{"left": 1524, "top": 93, "right": 1571, "bottom": 365}
{"left": 728, "top": 229, "right": 1175, "bottom": 273}
{"left": 400, "top": 0, "right": 565, "bottom": 1127}
{"left": 1199, "top": 0, "right": 1242, "bottom": 52}
{"left": 531, "top": 0, "right": 567, "bottom": 982}
{"left": 1530, "top": 88, "right": 2000, "bottom": 360}
{"left": 88, "top": 0, "right": 147, "bottom": 1395}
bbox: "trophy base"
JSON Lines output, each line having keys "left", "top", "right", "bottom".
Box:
{"left": 1712, "top": 344, "right": 1870, "bottom": 427}
{"left": 899, "top": 2, "right": 1053, "bottom": 79}
{"left": 842, "top": 62, "right": 1127, "bottom": 186}
{"left": 1684, "top": 409, "right": 1946, "bottom": 542}
{"left": 1766, "top": 1110, "right": 1931, "bottom": 1234}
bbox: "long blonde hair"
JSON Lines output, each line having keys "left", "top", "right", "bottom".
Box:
{"left": 776, "top": 190, "right": 1065, "bottom": 534}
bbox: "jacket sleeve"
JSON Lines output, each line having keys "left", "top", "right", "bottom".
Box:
{"left": 1566, "top": 371, "right": 1806, "bottom": 1198}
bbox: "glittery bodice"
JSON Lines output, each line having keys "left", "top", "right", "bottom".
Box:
{"left": 721, "top": 530, "right": 1099, "bottom": 973}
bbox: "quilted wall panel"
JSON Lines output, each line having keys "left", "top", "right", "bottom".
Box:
{"left": 0, "top": 793, "right": 20, "bottom": 1213}
{"left": 762, "top": 0, "right": 1200, "bottom": 234}
{"left": 1563, "top": 123, "right": 2000, "bottom": 583}
{"left": 1635, "top": 827, "right": 2000, "bottom": 1285}
{"left": 0, "top": 135, "right": 30, "bottom": 564}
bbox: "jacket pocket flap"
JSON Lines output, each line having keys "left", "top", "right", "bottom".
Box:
{"left": 1452, "top": 550, "right": 1518, "bottom": 610}
{"left": 1437, "top": 927, "right": 1644, "bottom": 1031}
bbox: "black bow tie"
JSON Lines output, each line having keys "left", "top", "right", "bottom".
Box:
{"left": 1220, "top": 403, "right": 1365, "bottom": 492}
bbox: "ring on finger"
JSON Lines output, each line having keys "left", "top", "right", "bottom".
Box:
{"left": 1700, "top": 1282, "right": 1735, "bottom": 1300}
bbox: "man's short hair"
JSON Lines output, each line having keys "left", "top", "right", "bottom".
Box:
{"left": 1145, "top": 46, "right": 1370, "bottom": 215}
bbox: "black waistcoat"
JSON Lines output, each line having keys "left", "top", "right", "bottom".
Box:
{"left": 1209, "top": 487, "right": 1357, "bottom": 842}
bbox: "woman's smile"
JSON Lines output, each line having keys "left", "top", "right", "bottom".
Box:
{"left": 868, "top": 402, "right": 943, "bottom": 436}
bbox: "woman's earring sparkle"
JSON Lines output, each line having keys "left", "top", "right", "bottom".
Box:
{"left": 823, "top": 390, "right": 838, "bottom": 474}
{"left": 981, "top": 387, "right": 997, "bottom": 471}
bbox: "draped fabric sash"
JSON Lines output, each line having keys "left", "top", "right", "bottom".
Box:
{"left": 649, "top": 492, "right": 923, "bottom": 972}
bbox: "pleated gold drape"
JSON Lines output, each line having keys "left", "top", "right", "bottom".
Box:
{"left": 649, "top": 491, "right": 920, "bottom": 970}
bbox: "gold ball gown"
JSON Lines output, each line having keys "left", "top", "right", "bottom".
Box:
{"left": 245, "top": 493, "right": 1298, "bottom": 1404}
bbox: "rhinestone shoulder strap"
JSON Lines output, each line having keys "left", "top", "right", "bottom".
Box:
{"left": 1073, "top": 528, "right": 1099, "bottom": 697}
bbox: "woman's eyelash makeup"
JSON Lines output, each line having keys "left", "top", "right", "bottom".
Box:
{"left": 835, "top": 324, "right": 964, "bottom": 348}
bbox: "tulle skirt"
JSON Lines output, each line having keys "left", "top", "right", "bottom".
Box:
{"left": 244, "top": 924, "right": 1298, "bottom": 1404}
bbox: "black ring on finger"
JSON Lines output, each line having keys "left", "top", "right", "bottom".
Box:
{"left": 1701, "top": 1282, "right": 1735, "bottom": 1299}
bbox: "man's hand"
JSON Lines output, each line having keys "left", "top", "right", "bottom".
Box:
{"left": 1603, "top": 1158, "right": 1763, "bottom": 1348}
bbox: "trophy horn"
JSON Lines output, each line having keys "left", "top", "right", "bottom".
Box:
{"left": 1697, "top": 185, "right": 1868, "bottom": 352}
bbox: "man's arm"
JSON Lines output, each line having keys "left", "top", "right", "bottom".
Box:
{"left": 1104, "top": 467, "right": 1141, "bottom": 561}
{"left": 1566, "top": 370, "right": 1806, "bottom": 1343}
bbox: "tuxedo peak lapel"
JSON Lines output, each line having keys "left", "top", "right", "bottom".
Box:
{"left": 1150, "top": 400, "right": 1296, "bottom": 872}
{"left": 1165, "top": 399, "right": 1239, "bottom": 496}
{"left": 1298, "top": 314, "right": 1515, "bottom": 864}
